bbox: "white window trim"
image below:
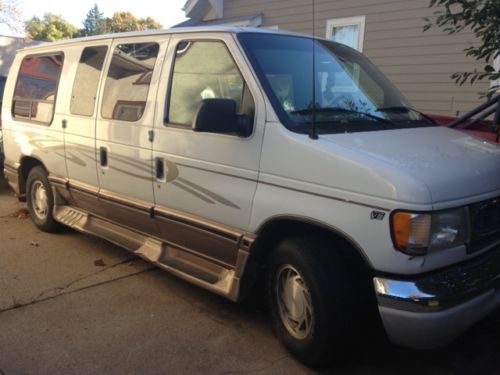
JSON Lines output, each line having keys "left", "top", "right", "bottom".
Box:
{"left": 326, "top": 15, "right": 366, "bottom": 52}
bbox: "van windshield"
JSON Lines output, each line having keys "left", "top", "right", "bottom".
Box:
{"left": 238, "top": 33, "right": 435, "bottom": 134}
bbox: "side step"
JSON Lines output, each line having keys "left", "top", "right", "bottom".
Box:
{"left": 53, "top": 205, "right": 240, "bottom": 300}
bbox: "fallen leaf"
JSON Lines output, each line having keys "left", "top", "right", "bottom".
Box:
{"left": 94, "top": 259, "right": 106, "bottom": 267}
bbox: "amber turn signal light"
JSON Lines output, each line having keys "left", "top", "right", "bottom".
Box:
{"left": 391, "top": 211, "right": 431, "bottom": 255}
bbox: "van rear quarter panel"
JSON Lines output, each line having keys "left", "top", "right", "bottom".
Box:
{"left": 2, "top": 52, "right": 66, "bottom": 180}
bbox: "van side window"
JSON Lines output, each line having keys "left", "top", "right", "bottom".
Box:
{"left": 101, "top": 43, "right": 159, "bottom": 122}
{"left": 12, "top": 53, "right": 64, "bottom": 124}
{"left": 167, "top": 41, "right": 254, "bottom": 127}
{"left": 70, "top": 46, "right": 108, "bottom": 117}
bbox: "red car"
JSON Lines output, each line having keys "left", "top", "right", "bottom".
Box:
{"left": 426, "top": 114, "right": 499, "bottom": 143}
{"left": 426, "top": 95, "right": 499, "bottom": 143}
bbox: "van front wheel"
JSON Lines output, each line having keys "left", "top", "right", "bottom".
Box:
{"left": 268, "top": 237, "right": 357, "bottom": 367}
{"left": 26, "top": 166, "right": 59, "bottom": 232}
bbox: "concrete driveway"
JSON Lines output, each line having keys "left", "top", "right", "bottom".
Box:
{"left": 0, "top": 183, "right": 499, "bottom": 374}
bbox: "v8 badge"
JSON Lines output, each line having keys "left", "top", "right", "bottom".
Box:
{"left": 370, "top": 211, "right": 386, "bottom": 221}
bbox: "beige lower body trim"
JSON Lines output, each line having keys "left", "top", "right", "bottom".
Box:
{"left": 4, "top": 163, "right": 21, "bottom": 195}
{"left": 49, "top": 175, "right": 254, "bottom": 301}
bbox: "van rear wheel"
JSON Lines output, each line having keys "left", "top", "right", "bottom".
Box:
{"left": 26, "top": 166, "right": 59, "bottom": 232}
{"left": 268, "top": 237, "right": 358, "bottom": 367}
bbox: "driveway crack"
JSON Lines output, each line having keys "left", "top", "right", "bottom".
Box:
{"left": 0, "top": 265, "right": 155, "bottom": 314}
{"left": 34, "top": 258, "right": 136, "bottom": 301}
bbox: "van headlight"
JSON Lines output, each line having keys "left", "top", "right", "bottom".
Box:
{"left": 391, "top": 208, "right": 468, "bottom": 255}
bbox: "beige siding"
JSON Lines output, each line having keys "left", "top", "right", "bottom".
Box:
{"left": 0, "top": 36, "right": 41, "bottom": 77}
{"left": 223, "top": 0, "right": 489, "bottom": 115}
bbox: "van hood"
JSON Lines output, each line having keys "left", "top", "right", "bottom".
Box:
{"left": 321, "top": 126, "right": 500, "bottom": 205}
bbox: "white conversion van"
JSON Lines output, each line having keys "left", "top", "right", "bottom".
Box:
{"left": 2, "top": 27, "right": 500, "bottom": 366}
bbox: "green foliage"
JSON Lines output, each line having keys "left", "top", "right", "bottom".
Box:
{"left": 108, "top": 11, "right": 162, "bottom": 33}
{"left": 23, "top": 6, "right": 161, "bottom": 40}
{"left": 25, "top": 13, "right": 77, "bottom": 41}
{"left": 424, "top": 0, "right": 500, "bottom": 97}
{"left": 82, "top": 4, "right": 108, "bottom": 36}
{"left": 109, "top": 11, "right": 141, "bottom": 32}
{"left": 139, "top": 16, "right": 162, "bottom": 31}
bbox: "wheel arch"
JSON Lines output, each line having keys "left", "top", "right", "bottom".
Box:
{"left": 18, "top": 156, "right": 46, "bottom": 199}
{"left": 239, "top": 215, "right": 374, "bottom": 300}
{"left": 253, "top": 215, "right": 372, "bottom": 267}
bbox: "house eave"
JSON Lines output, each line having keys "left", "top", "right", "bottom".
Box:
{"left": 183, "top": 0, "right": 223, "bottom": 20}
{"left": 174, "top": 13, "right": 263, "bottom": 28}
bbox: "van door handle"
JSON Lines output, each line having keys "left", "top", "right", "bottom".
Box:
{"left": 99, "top": 147, "right": 108, "bottom": 167}
{"left": 155, "top": 157, "right": 165, "bottom": 181}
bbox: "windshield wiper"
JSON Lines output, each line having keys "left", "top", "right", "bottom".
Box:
{"left": 291, "top": 107, "right": 397, "bottom": 128}
{"left": 376, "top": 106, "right": 437, "bottom": 125}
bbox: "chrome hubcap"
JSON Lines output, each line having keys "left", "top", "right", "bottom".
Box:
{"left": 275, "top": 264, "right": 314, "bottom": 340}
{"left": 31, "top": 181, "right": 49, "bottom": 220}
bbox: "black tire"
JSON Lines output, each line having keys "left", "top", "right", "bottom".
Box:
{"left": 268, "top": 236, "right": 360, "bottom": 367}
{"left": 26, "top": 166, "right": 59, "bottom": 232}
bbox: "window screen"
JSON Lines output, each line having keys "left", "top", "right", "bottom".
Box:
{"left": 330, "top": 25, "right": 360, "bottom": 50}
{"left": 168, "top": 41, "right": 247, "bottom": 126}
{"left": 101, "top": 43, "right": 159, "bottom": 122}
{"left": 71, "top": 46, "right": 108, "bottom": 116}
{"left": 326, "top": 16, "right": 365, "bottom": 52}
{"left": 12, "top": 53, "right": 64, "bottom": 124}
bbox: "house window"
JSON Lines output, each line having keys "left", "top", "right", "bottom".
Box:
{"left": 326, "top": 16, "right": 366, "bottom": 52}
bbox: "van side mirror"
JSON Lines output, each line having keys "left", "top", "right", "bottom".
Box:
{"left": 192, "top": 99, "right": 252, "bottom": 137}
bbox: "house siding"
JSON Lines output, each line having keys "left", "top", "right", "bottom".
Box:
{"left": 223, "top": 0, "right": 489, "bottom": 115}
{"left": 0, "top": 36, "right": 41, "bottom": 78}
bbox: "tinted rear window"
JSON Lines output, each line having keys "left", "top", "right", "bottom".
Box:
{"left": 71, "top": 46, "right": 108, "bottom": 117}
{"left": 12, "top": 53, "right": 64, "bottom": 124}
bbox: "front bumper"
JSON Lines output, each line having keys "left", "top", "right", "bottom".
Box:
{"left": 374, "top": 244, "right": 500, "bottom": 348}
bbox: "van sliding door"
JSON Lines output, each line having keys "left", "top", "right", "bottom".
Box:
{"left": 94, "top": 35, "right": 170, "bottom": 235}
{"left": 64, "top": 43, "right": 110, "bottom": 211}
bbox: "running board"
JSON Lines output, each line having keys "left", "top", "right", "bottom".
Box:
{"left": 53, "top": 205, "right": 240, "bottom": 301}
